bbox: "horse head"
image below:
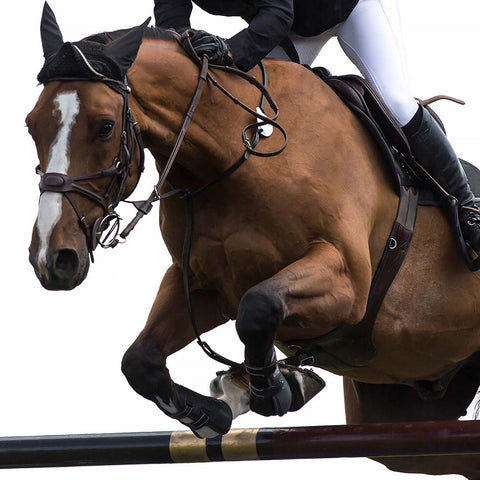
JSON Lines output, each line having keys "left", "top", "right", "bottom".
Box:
{"left": 27, "top": 3, "right": 148, "bottom": 290}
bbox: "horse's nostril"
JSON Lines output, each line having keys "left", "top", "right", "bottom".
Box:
{"left": 52, "top": 249, "right": 80, "bottom": 280}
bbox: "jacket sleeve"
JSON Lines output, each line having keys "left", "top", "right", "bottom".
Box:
{"left": 227, "top": 0, "right": 294, "bottom": 72}
{"left": 154, "top": 0, "right": 193, "bottom": 29}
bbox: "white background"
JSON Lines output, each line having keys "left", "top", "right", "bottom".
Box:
{"left": 0, "top": 1, "right": 478, "bottom": 478}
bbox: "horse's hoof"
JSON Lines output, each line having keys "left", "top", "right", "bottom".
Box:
{"left": 280, "top": 364, "right": 326, "bottom": 411}
{"left": 210, "top": 364, "right": 325, "bottom": 416}
{"left": 248, "top": 364, "right": 292, "bottom": 417}
{"left": 164, "top": 384, "right": 233, "bottom": 439}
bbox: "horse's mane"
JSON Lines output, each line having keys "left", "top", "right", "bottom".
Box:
{"left": 83, "top": 26, "right": 178, "bottom": 45}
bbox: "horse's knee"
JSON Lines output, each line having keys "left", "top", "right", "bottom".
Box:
{"left": 121, "top": 339, "right": 171, "bottom": 401}
{"left": 236, "top": 286, "right": 284, "bottom": 345}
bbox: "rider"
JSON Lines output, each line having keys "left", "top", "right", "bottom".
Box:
{"left": 154, "top": 0, "right": 480, "bottom": 417}
{"left": 154, "top": 0, "right": 480, "bottom": 252}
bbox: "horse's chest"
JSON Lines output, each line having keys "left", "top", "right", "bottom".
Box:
{"left": 190, "top": 230, "right": 289, "bottom": 296}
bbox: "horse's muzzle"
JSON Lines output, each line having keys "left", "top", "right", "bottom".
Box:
{"left": 29, "top": 246, "right": 90, "bottom": 291}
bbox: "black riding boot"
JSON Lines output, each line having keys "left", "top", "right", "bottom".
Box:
{"left": 403, "top": 106, "right": 480, "bottom": 253}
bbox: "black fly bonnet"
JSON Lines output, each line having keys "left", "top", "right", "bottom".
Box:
{"left": 35, "top": 2, "right": 148, "bottom": 259}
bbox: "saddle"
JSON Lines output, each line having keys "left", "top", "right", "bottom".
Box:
{"left": 277, "top": 68, "right": 480, "bottom": 398}
{"left": 314, "top": 67, "right": 480, "bottom": 206}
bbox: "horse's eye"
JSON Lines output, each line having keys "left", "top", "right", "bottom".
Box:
{"left": 96, "top": 121, "right": 115, "bottom": 139}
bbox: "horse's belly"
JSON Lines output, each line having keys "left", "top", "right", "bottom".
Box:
{"left": 347, "top": 307, "right": 480, "bottom": 384}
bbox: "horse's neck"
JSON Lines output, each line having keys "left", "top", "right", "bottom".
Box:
{"left": 129, "top": 39, "right": 259, "bottom": 185}
{"left": 128, "top": 40, "right": 392, "bottom": 221}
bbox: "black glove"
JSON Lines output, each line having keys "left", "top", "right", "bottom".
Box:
{"left": 190, "top": 30, "right": 233, "bottom": 66}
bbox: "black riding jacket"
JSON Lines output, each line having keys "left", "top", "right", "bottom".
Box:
{"left": 154, "top": 0, "right": 360, "bottom": 71}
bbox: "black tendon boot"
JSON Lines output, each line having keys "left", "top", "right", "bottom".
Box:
{"left": 245, "top": 349, "right": 292, "bottom": 417}
{"left": 403, "top": 106, "right": 480, "bottom": 253}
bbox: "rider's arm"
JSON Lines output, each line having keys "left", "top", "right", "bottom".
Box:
{"left": 153, "top": 0, "right": 294, "bottom": 72}
{"left": 228, "top": 0, "right": 294, "bottom": 71}
{"left": 154, "top": 0, "right": 193, "bottom": 29}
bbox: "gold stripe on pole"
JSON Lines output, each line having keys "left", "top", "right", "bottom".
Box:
{"left": 222, "top": 428, "right": 259, "bottom": 461}
{"left": 169, "top": 431, "right": 209, "bottom": 463}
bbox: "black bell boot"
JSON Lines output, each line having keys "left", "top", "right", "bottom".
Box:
{"left": 403, "top": 106, "right": 480, "bottom": 253}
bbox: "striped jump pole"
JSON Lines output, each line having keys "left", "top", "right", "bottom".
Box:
{"left": 1, "top": 420, "right": 480, "bottom": 469}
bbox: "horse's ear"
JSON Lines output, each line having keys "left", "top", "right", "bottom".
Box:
{"left": 104, "top": 18, "right": 151, "bottom": 76}
{"left": 40, "top": 2, "right": 64, "bottom": 60}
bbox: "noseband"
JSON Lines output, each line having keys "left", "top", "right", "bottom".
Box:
{"left": 36, "top": 78, "right": 145, "bottom": 261}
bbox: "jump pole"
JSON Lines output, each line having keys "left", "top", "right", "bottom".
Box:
{"left": 1, "top": 420, "right": 480, "bottom": 469}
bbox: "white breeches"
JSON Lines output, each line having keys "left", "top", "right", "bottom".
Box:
{"left": 268, "top": 0, "right": 419, "bottom": 126}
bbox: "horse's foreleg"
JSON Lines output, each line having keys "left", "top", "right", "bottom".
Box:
{"left": 236, "top": 242, "right": 358, "bottom": 417}
{"left": 121, "top": 264, "right": 232, "bottom": 438}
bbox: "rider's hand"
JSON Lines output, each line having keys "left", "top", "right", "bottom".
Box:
{"left": 190, "top": 30, "right": 233, "bottom": 66}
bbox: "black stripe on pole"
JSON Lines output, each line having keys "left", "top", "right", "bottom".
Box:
{"left": 205, "top": 436, "right": 224, "bottom": 462}
{"left": 0, "top": 431, "right": 174, "bottom": 468}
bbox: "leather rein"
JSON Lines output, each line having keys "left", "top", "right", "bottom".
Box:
{"left": 36, "top": 31, "right": 287, "bottom": 370}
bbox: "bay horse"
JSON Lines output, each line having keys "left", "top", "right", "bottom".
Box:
{"left": 27, "top": 4, "right": 480, "bottom": 478}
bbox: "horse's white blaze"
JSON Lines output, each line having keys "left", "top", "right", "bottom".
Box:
{"left": 36, "top": 91, "right": 80, "bottom": 276}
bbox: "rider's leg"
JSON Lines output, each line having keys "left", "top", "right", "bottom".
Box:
{"left": 337, "top": 0, "right": 480, "bottom": 252}
{"left": 267, "top": 26, "right": 338, "bottom": 65}
{"left": 337, "top": 0, "right": 417, "bottom": 126}
{"left": 403, "top": 106, "right": 480, "bottom": 251}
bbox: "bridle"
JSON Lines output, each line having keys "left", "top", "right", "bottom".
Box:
{"left": 36, "top": 77, "right": 145, "bottom": 262}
